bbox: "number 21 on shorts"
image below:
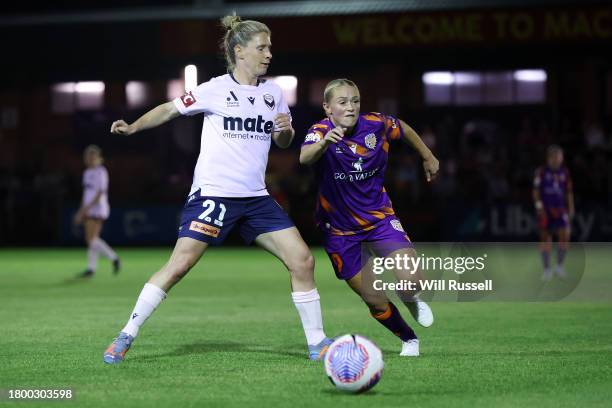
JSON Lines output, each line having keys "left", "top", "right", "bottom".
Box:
{"left": 198, "top": 199, "right": 226, "bottom": 227}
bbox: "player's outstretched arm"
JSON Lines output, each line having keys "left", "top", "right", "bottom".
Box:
{"left": 300, "top": 127, "right": 345, "bottom": 165}
{"left": 110, "top": 101, "right": 180, "bottom": 136}
{"left": 399, "top": 120, "right": 439, "bottom": 182}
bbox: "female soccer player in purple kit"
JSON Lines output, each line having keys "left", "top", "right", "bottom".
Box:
{"left": 533, "top": 144, "right": 574, "bottom": 281}
{"left": 300, "top": 79, "right": 440, "bottom": 356}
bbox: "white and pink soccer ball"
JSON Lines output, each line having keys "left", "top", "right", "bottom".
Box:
{"left": 324, "top": 334, "right": 384, "bottom": 393}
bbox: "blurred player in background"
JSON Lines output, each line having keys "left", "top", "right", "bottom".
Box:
{"left": 300, "top": 79, "right": 439, "bottom": 356}
{"left": 103, "top": 15, "right": 332, "bottom": 364}
{"left": 533, "top": 144, "right": 574, "bottom": 281}
{"left": 73, "top": 145, "right": 120, "bottom": 278}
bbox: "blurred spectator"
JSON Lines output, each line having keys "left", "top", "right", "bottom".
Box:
{"left": 584, "top": 120, "right": 605, "bottom": 149}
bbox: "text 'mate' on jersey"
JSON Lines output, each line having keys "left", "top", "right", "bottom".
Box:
{"left": 173, "top": 74, "right": 291, "bottom": 198}
{"left": 533, "top": 165, "right": 573, "bottom": 209}
{"left": 302, "top": 112, "right": 403, "bottom": 235}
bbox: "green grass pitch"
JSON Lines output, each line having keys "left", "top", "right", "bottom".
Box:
{"left": 1, "top": 247, "right": 611, "bottom": 407}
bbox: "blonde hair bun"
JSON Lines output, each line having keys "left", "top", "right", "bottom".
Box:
{"left": 221, "top": 15, "right": 242, "bottom": 31}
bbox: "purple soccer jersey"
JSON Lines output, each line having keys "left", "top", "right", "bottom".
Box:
{"left": 303, "top": 112, "right": 405, "bottom": 235}
{"left": 534, "top": 165, "right": 573, "bottom": 229}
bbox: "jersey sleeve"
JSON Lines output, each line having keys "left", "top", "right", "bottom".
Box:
{"left": 274, "top": 91, "right": 292, "bottom": 133}
{"left": 277, "top": 91, "right": 291, "bottom": 117}
{"left": 172, "top": 81, "right": 212, "bottom": 116}
{"left": 302, "top": 122, "right": 329, "bottom": 147}
{"left": 384, "top": 114, "right": 403, "bottom": 141}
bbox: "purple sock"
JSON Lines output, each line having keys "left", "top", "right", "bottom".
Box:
{"left": 557, "top": 248, "right": 567, "bottom": 266}
{"left": 371, "top": 302, "right": 417, "bottom": 342}
{"left": 541, "top": 251, "right": 550, "bottom": 268}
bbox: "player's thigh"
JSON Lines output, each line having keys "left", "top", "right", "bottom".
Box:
{"left": 165, "top": 237, "right": 209, "bottom": 271}
{"left": 255, "top": 226, "right": 313, "bottom": 271}
{"left": 84, "top": 218, "right": 103, "bottom": 242}
{"left": 558, "top": 227, "right": 570, "bottom": 242}
{"left": 385, "top": 247, "right": 421, "bottom": 281}
{"left": 557, "top": 227, "right": 571, "bottom": 250}
{"left": 539, "top": 226, "right": 552, "bottom": 240}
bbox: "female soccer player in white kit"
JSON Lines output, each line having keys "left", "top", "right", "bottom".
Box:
{"left": 74, "top": 145, "right": 120, "bottom": 278}
{"left": 103, "top": 15, "right": 332, "bottom": 364}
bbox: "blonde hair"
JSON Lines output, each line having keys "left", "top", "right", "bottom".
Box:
{"left": 323, "top": 78, "right": 358, "bottom": 103}
{"left": 84, "top": 144, "right": 104, "bottom": 165}
{"left": 220, "top": 14, "right": 271, "bottom": 73}
{"left": 547, "top": 144, "right": 563, "bottom": 155}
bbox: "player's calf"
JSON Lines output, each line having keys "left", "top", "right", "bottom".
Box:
{"left": 370, "top": 302, "right": 419, "bottom": 354}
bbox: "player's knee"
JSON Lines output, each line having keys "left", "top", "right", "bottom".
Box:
{"left": 288, "top": 251, "right": 314, "bottom": 272}
{"left": 287, "top": 252, "right": 315, "bottom": 280}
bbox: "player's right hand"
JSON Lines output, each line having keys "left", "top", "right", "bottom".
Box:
{"left": 110, "top": 120, "right": 132, "bottom": 135}
{"left": 322, "top": 127, "right": 345, "bottom": 146}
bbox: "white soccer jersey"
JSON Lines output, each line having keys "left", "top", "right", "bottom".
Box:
{"left": 82, "top": 165, "right": 110, "bottom": 219}
{"left": 173, "top": 74, "right": 291, "bottom": 197}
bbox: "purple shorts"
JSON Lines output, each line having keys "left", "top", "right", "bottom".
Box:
{"left": 540, "top": 206, "right": 570, "bottom": 231}
{"left": 321, "top": 216, "right": 413, "bottom": 280}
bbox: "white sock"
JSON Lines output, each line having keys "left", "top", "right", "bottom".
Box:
{"left": 87, "top": 244, "right": 99, "bottom": 271}
{"left": 292, "top": 288, "right": 326, "bottom": 346}
{"left": 91, "top": 237, "right": 118, "bottom": 261}
{"left": 121, "top": 283, "right": 167, "bottom": 338}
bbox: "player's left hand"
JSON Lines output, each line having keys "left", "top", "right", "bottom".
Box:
{"left": 423, "top": 155, "right": 440, "bottom": 182}
{"left": 273, "top": 113, "right": 293, "bottom": 133}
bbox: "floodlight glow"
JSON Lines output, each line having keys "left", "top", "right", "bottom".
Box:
{"left": 184, "top": 65, "right": 198, "bottom": 92}
{"left": 53, "top": 82, "right": 76, "bottom": 93}
{"left": 267, "top": 75, "right": 298, "bottom": 106}
{"left": 126, "top": 81, "right": 149, "bottom": 108}
{"left": 454, "top": 72, "right": 481, "bottom": 85}
{"left": 514, "top": 70, "right": 547, "bottom": 82}
{"left": 75, "top": 81, "right": 105, "bottom": 93}
{"left": 167, "top": 79, "right": 185, "bottom": 100}
{"left": 423, "top": 72, "right": 454, "bottom": 85}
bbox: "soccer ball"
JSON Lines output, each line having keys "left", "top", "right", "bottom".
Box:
{"left": 324, "top": 334, "right": 384, "bottom": 393}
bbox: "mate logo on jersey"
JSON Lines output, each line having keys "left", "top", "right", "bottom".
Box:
{"left": 180, "top": 91, "right": 196, "bottom": 108}
{"left": 223, "top": 115, "right": 274, "bottom": 134}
